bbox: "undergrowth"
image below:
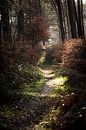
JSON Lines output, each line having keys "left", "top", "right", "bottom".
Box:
{"left": 0, "top": 65, "right": 45, "bottom": 102}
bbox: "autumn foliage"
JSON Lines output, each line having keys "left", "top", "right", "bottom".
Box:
{"left": 1, "top": 41, "right": 40, "bottom": 66}
{"left": 0, "top": 41, "right": 41, "bottom": 88}
{"left": 60, "top": 39, "right": 86, "bottom": 74}
{"left": 27, "top": 16, "right": 49, "bottom": 45}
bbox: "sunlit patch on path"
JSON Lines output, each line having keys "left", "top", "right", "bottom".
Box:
{"left": 39, "top": 67, "right": 67, "bottom": 97}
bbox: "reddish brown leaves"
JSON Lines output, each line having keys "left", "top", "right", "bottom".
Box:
{"left": 60, "top": 39, "right": 86, "bottom": 73}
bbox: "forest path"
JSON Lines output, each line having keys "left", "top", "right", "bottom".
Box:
{"left": 39, "top": 66, "right": 58, "bottom": 96}
{"left": 18, "top": 66, "right": 60, "bottom": 130}
{"left": 32, "top": 66, "right": 60, "bottom": 130}
{"left": 0, "top": 66, "right": 61, "bottom": 130}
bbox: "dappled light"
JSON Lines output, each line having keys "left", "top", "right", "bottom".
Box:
{"left": 34, "top": 106, "right": 60, "bottom": 130}
{"left": 0, "top": 0, "right": 86, "bottom": 130}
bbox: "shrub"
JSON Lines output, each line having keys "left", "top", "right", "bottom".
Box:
{"left": 1, "top": 41, "right": 40, "bottom": 66}
{"left": 0, "top": 40, "right": 41, "bottom": 88}
{"left": 60, "top": 39, "right": 86, "bottom": 74}
{"left": 15, "top": 41, "right": 40, "bottom": 65}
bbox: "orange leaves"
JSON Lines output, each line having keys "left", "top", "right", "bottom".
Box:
{"left": 28, "top": 16, "right": 49, "bottom": 42}
{"left": 0, "top": 40, "right": 41, "bottom": 88}
{"left": 60, "top": 39, "right": 86, "bottom": 73}
{"left": 15, "top": 41, "right": 39, "bottom": 65}
{"left": 1, "top": 41, "right": 39, "bottom": 66}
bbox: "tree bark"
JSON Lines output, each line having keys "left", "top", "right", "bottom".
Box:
{"left": 67, "top": 0, "right": 77, "bottom": 38}
{"left": 0, "top": 0, "right": 11, "bottom": 41}
{"left": 77, "top": 0, "right": 84, "bottom": 38}
{"left": 54, "top": 0, "right": 65, "bottom": 41}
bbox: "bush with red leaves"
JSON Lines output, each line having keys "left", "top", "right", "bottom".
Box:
{"left": 14, "top": 41, "right": 40, "bottom": 65}
{"left": 52, "top": 39, "right": 86, "bottom": 130}
{"left": 27, "top": 16, "right": 49, "bottom": 47}
{"left": 60, "top": 39, "right": 86, "bottom": 74}
{"left": 1, "top": 41, "right": 40, "bottom": 66}
{"left": 0, "top": 40, "right": 41, "bottom": 88}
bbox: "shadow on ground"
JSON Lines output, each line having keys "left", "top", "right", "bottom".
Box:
{"left": 0, "top": 90, "right": 59, "bottom": 130}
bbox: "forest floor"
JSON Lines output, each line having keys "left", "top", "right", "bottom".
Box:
{"left": 0, "top": 65, "right": 66, "bottom": 130}
{"left": 0, "top": 64, "right": 86, "bottom": 130}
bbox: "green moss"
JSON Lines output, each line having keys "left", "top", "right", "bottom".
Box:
{"left": 34, "top": 107, "right": 60, "bottom": 129}
{"left": 47, "top": 76, "right": 68, "bottom": 97}
{"left": 34, "top": 125, "right": 52, "bottom": 130}
{"left": 21, "top": 76, "right": 45, "bottom": 96}
{"left": 1, "top": 107, "right": 13, "bottom": 118}
{"left": 0, "top": 105, "right": 23, "bottom": 118}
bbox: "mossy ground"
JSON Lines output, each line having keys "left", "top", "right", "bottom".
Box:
{"left": 0, "top": 61, "right": 82, "bottom": 130}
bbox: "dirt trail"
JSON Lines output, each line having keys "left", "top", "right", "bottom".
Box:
{"left": 19, "top": 66, "right": 60, "bottom": 130}
{"left": 0, "top": 67, "right": 59, "bottom": 130}
{"left": 40, "top": 68, "right": 56, "bottom": 96}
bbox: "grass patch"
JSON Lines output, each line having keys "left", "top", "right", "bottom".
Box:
{"left": 34, "top": 106, "right": 60, "bottom": 129}
{"left": 6, "top": 74, "right": 45, "bottom": 97}
{"left": 1, "top": 66, "right": 45, "bottom": 96}
{"left": 21, "top": 77, "right": 45, "bottom": 96}
{"left": 0, "top": 105, "right": 23, "bottom": 120}
{"left": 47, "top": 76, "right": 68, "bottom": 97}
{"left": 1, "top": 107, "right": 14, "bottom": 118}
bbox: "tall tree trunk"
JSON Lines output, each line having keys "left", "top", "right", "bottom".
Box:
{"left": 0, "top": 0, "right": 10, "bottom": 41}
{"left": 0, "top": 13, "right": 1, "bottom": 43}
{"left": 54, "top": 0, "right": 65, "bottom": 41}
{"left": 18, "top": 10, "right": 24, "bottom": 40}
{"left": 67, "top": 0, "right": 77, "bottom": 38}
{"left": 77, "top": 0, "right": 84, "bottom": 38}
{"left": 77, "top": 0, "right": 82, "bottom": 37}
{"left": 17, "top": 0, "right": 24, "bottom": 40}
{"left": 38, "top": 0, "right": 42, "bottom": 16}
{"left": 35, "top": 0, "right": 42, "bottom": 16}
{"left": 81, "top": 0, "right": 85, "bottom": 38}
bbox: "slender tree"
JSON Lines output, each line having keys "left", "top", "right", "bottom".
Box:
{"left": 53, "top": 0, "right": 65, "bottom": 41}
{"left": 67, "top": 0, "right": 77, "bottom": 38}
{"left": 77, "top": 0, "right": 85, "bottom": 37}
{"left": 0, "top": 0, "right": 11, "bottom": 42}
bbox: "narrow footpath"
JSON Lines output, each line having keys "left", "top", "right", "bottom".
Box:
{"left": 0, "top": 66, "right": 63, "bottom": 130}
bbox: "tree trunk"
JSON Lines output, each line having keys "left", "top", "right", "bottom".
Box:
{"left": 17, "top": 0, "right": 24, "bottom": 40}
{"left": 54, "top": 0, "right": 65, "bottom": 41}
{"left": 77, "top": 0, "right": 84, "bottom": 38}
{"left": 67, "top": 0, "right": 77, "bottom": 38}
{"left": 0, "top": 0, "right": 11, "bottom": 41}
